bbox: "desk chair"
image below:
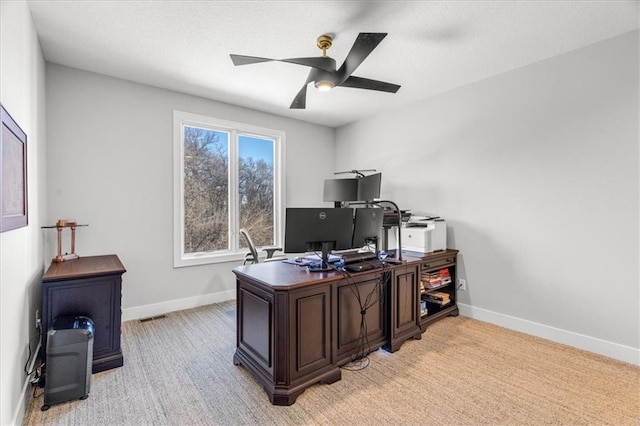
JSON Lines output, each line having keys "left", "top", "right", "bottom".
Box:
{"left": 239, "top": 229, "right": 286, "bottom": 265}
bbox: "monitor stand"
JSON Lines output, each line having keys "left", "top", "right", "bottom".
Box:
{"left": 306, "top": 242, "right": 334, "bottom": 272}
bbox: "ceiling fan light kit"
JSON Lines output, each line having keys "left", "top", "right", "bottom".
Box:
{"left": 314, "top": 80, "right": 335, "bottom": 91}
{"left": 230, "top": 32, "right": 401, "bottom": 109}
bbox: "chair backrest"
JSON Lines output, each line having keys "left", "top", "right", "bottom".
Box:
{"left": 239, "top": 229, "right": 260, "bottom": 264}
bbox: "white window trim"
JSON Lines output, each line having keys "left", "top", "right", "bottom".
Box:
{"left": 173, "top": 110, "right": 286, "bottom": 267}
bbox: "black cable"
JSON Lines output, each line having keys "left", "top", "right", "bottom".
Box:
{"left": 32, "top": 384, "right": 44, "bottom": 398}
{"left": 24, "top": 324, "right": 46, "bottom": 395}
{"left": 303, "top": 250, "right": 389, "bottom": 370}
{"left": 340, "top": 263, "right": 388, "bottom": 371}
{"left": 24, "top": 328, "right": 42, "bottom": 376}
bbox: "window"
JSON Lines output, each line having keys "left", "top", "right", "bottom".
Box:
{"left": 173, "top": 111, "right": 285, "bottom": 267}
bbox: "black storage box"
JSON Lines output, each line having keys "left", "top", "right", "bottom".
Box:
{"left": 42, "top": 316, "right": 94, "bottom": 411}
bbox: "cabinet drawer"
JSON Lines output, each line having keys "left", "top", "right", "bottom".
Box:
{"left": 422, "top": 256, "right": 455, "bottom": 270}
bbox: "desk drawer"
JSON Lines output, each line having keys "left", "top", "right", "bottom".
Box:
{"left": 422, "top": 256, "right": 455, "bottom": 270}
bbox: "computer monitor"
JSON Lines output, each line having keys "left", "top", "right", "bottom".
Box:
{"left": 352, "top": 208, "right": 384, "bottom": 251}
{"left": 357, "top": 172, "right": 382, "bottom": 202}
{"left": 284, "top": 207, "right": 354, "bottom": 271}
{"left": 323, "top": 178, "right": 358, "bottom": 203}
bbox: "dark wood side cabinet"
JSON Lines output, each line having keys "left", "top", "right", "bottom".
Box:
{"left": 41, "top": 254, "right": 126, "bottom": 373}
{"left": 419, "top": 249, "right": 459, "bottom": 331}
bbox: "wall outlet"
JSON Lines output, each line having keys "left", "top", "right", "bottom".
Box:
{"left": 35, "top": 309, "right": 41, "bottom": 329}
{"left": 458, "top": 278, "right": 467, "bottom": 291}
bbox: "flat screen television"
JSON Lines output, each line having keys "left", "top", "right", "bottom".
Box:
{"left": 323, "top": 178, "right": 358, "bottom": 202}
{"left": 284, "top": 207, "right": 354, "bottom": 271}
{"left": 352, "top": 208, "right": 384, "bottom": 250}
{"left": 357, "top": 172, "right": 382, "bottom": 201}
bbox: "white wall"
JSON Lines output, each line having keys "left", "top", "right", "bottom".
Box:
{"left": 336, "top": 31, "right": 639, "bottom": 364}
{"left": 0, "top": 2, "right": 48, "bottom": 424}
{"left": 45, "top": 64, "right": 336, "bottom": 319}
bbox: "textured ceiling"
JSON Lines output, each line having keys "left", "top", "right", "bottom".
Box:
{"left": 27, "top": 1, "right": 639, "bottom": 128}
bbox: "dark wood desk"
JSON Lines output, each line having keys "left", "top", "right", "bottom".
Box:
{"left": 41, "top": 255, "right": 126, "bottom": 373}
{"left": 232, "top": 253, "right": 428, "bottom": 405}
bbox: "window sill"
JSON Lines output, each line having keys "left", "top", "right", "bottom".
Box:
{"left": 174, "top": 252, "right": 246, "bottom": 268}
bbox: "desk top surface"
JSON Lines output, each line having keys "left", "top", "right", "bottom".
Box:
{"left": 43, "top": 254, "right": 126, "bottom": 282}
{"left": 233, "top": 249, "right": 457, "bottom": 290}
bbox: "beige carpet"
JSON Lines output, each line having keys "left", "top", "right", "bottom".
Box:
{"left": 23, "top": 300, "right": 640, "bottom": 425}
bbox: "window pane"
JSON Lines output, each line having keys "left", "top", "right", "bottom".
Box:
{"left": 238, "top": 134, "right": 275, "bottom": 248}
{"left": 183, "top": 125, "right": 229, "bottom": 254}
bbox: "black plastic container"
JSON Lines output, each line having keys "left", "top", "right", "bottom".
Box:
{"left": 42, "top": 316, "right": 94, "bottom": 411}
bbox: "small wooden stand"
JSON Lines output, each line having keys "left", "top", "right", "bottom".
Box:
{"left": 42, "top": 219, "right": 88, "bottom": 263}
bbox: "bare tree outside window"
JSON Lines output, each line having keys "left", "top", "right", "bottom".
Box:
{"left": 183, "top": 126, "right": 229, "bottom": 253}
{"left": 182, "top": 127, "right": 275, "bottom": 255}
{"left": 238, "top": 135, "right": 275, "bottom": 248}
{"left": 174, "top": 111, "right": 283, "bottom": 267}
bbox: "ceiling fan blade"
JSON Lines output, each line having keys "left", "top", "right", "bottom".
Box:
{"left": 230, "top": 54, "right": 336, "bottom": 72}
{"left": 280, "top": 57, "right": 336, "bottom": 72}
{"left": 230, "top": 54, "right": 273, "bottom": 66}
{"left": 289, "top": 82, "right": 309, "bottom": 109}
{"left": 337, "top": 33, "right": 388, "bottom": 79}
{"left": 338, "top": 75, "right": 401, "bottom": 93}
{"left": 289, "top": 69, "right": 322, "bottom": 109}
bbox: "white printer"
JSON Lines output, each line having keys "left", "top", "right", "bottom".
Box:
{"left": 400, "top": 216, "right": 447, "bottom": 253}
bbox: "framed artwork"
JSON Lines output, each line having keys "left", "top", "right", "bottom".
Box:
{"left": 1, "top": 105, "right": 28, "bottom": 232}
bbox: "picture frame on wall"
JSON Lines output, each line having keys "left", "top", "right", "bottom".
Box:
{"left": 1, "top": 105, "right": 28, "bottom": 232}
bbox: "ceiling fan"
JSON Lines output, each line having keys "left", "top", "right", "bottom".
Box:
{"left": 230, "top": 33, "right": 401, "bottom": 109}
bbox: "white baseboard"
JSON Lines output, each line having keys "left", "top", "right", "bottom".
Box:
{"left": 458, "top": 304, "right": 640, "bottom": 366}
{"left": 121, "top": 289, "right": 236, "bottom": 322}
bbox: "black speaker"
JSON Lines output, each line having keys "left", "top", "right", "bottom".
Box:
{"left": 41, "top": 316, "right": 94, "bottom": 411}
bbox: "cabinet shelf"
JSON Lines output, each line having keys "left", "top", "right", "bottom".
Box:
{"left": 423, "top": 281, "right": 452, "bottom": 292}
{"left": 419, "top": 249, "right": 459, "bottom": 331}
{"left": 423, "top": 298, "right": 452, "bottom": 307}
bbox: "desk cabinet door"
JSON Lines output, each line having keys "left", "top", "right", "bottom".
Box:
{"left": 288, "top": 285, "right": 332, "bottom": 381}
{"left": 390, "top": 264, "right": 420, "bottom": 338}
{"left": 237, "top": 283, "right": 274, "bottom": 376}
{"left": 335, "top": 273, "right": 386, "bottom": 363}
